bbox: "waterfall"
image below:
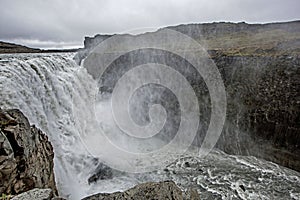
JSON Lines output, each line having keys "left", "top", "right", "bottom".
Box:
{"left": 0, "top": 53, "right": 99, "bottom": 199}
{"left": 1, "top": 53, "right": 299, "bottom": 200}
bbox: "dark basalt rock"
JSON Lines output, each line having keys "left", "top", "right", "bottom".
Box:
{"left": 213, "top": 54, "right": 300, "bottom": 172}
{"left": 88, "top": 163, "right": 113, "bottom": 184}
{"left": 0, "top": 108, "right": 57, "bottom": 195}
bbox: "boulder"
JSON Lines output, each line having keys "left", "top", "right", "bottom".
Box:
{"left": 88, "top": 163, "right": 114, "bottom": 184}
{"left": 82, "top": 180, "right": 199, "bottom": 200}
{"left": 0, "top": 108, "right": 57, "bottom": 195}
{"left": 11, "top": 188, "right": 53, "bottom": 200}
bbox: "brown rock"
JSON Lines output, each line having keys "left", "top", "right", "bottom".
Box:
{"left": 11, "top": 188, "right": 53, "bottom": 200}
{"left": 0, "top": 108, "right": 57, "bottom": 195}
{"left": 82, "top": 181, "right": 200, "bottom": 200}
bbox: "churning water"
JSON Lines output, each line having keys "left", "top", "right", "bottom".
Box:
{"left": 0, "top": 53, "right": 299, "bottom": 200}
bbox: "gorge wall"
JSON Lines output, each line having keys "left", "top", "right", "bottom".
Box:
{"left": 76, "top": 21, "right": 300, "bottom": 172}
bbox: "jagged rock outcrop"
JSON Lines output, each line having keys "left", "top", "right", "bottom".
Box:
{"left": 0, "top": 108, "right": 57, "bottom": 195}
{"left": 82, "top": 181, "right": 200, "bottom": 200}
{"left": 77, "top": 21, "right": 300, "bottom": 172}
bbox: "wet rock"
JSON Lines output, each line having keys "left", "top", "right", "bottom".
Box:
{"left": 11, "top": 188, "right": 53, "bottom": 200}
{"left": 0, "top": 108, "right": 57, "bottom": 195}
{"left": 51, "top": 198, "right": 67, "bottom": 200}
{"left": 213, "top": 55, "right": 300, "bottom": 172}
{"left": 183, "top": 188, "right": 201, "bottom": 200}
{"left": 88, "top": 163, "right": 113, "bottom": 184}
{"left": 239, "top": 185, "right": 246, "bottom": 192}
{"left": 82, "top": 181, "right": 199, "bottom": 200}
{"left": 184, "top": 161, "right": 190, "bottom": 167}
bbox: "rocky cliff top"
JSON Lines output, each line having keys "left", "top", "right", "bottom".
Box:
{"left": 169, "top": 20, "right": 300, "bottom": 56}
{"left": 78, "top": 20, "right": 300, "bottom": 62}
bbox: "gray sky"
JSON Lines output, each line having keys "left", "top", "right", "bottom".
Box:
{"left": 0, "top": 0, "right": 299, "bottom": 49}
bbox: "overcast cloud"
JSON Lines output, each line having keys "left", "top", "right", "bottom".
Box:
{"left": 0, "top": 0, "right": 299, "bottom": 49}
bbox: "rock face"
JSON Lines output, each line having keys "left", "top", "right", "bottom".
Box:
{"left": 88, "top": 163, "right": 114, "bottom": 184}
{"left": 11, "top": 188, "right": 53, "bottom": 200}
{"left": 82, "top": 181, "right": 199, "bottom": 200}
{"left": 77, "top": 21, "right": 300, "bottom": 172}
{"left": 74, "top": 35, "right": 111, "bottom": 65}
{"left": 213, "top": 54, "right": 300, "bottom": 172}
{"left": 0, "top": 108, "right": 57, "bottom": 195}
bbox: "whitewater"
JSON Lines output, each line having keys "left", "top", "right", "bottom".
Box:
{"left": 0, "top": 53, "right": 299, "bottom": 200}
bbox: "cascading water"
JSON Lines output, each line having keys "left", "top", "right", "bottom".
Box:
{"left": 0, "top": 53, "right": 99, "bottom": 198}
{"left": 0, "top": 53, "right": 175, "bottom": 199}
{"left": 1, "top": 53, "right": 300, "bottom": 200}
